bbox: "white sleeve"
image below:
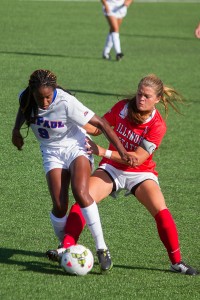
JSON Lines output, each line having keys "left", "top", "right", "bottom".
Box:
{"left": 67, "top": 96, "right": 95, "bottom": 126}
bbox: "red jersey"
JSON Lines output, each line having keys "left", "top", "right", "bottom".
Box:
{"left": 99, "top": 100, "right": 167, "bottom": 176}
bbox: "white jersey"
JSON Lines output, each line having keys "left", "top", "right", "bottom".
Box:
{"left": 30, "top": 88, "right": 95, "bottom": 148}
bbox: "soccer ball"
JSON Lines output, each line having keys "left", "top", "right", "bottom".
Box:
{"left": 61, "top": 244, "right": 94, "bottom": 276}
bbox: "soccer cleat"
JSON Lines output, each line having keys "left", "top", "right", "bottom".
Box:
{"left": 116, "top": 53, "right": 124, "bottom": 61}
{"left": 170, "top": 261, "right": 199, "bottom": 276}
{"left": 102, "top": 53, "right": 111, "bottom": 60}
{"left": 46, "top": 247, "right": 66, "bottom": 263}
{"left": 96, "top": 249, "right": 113, "bottom": 273}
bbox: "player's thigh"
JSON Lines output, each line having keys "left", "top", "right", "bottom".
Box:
{"left": 46, "top": 168, "right": 70, "bottom": 207}
{"left": 135, "top": 179, "right": 167, "bottom": 217}
{"left": 106, "top": 15, "right": 120, "bottom": 32}
{"left": 89, "top": 169, "right": 114, "bottom": 203}
{"left": 70, "top": 156, "right": 91, "bottom": 197}
{"left": 117, "top": 18, "right": 123, "bottom": 27}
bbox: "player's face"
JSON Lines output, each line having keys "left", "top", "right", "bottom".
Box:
{"left": 33, "top": 86, "right": 54, "bottom": 110}
{"left": 136, "top": 85, "right": 160, "bottom": 112}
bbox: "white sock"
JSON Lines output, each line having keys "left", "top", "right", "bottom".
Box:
{"left": 50, "top": 212, "right": 67, "bottom": 243}
{"left": 111, "top": 32, "right": 121, "bottom": 54}
{"left": 81, "top": 202, "right": 107, "bottom": 250}
{"left": 103, "top": 33, "right": 113, "bottom": 56}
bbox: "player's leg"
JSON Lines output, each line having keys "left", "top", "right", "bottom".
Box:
{"left": 134, "top": 179, "right": 198, "bottom": 275}
{"left": 46, "top": 168, "right": 70, "bottom": 242}
{"left": 102, "top": 31, "right": 113, "bottom": 60}
{"left": 45, "top": 168, "right": 89, "bottom": 261}
{"left": 48, "top": 162, "right": 114, "bottom": 271}
{"left": 134, "top": 180, "right": 180, "bottom": 262}
{"left": 70, "top": 156, "right": 108, "bottom": 249}
{"left": 70, "top": 156, "right": 113, "bottom": 272}
{"left": 89, "top": 168, "right": 114, "bottom": 272}
{"left": 62, "top": 202, "right": 86, "bottom": 248}
{"left": 89, "top": 168, "right": 114, "bottom": 203}
{"left": 62, "top": 168, "right": 113, "bottom": 248}
{"left": 106, "top": 16, "right": 123, "bottom": 59}
{"left": 115, "top": 18, "right": 124, "bottom": 61}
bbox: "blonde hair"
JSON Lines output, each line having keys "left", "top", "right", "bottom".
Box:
{"left": 128, "top": 74, "right": 184, "bottom": 124}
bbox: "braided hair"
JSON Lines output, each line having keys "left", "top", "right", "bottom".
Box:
{"left": 127, "top": 74, "right": 184, "bottom": 124}
{"left": 19, "top": 70, "right": 57, "bottom": 126}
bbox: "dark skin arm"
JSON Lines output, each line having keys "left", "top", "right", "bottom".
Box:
{"left": 12, "top": 107, "right": 25, "bottom": 150}
{"left": 87, "top": 114, "right": 138, "bottom": 166}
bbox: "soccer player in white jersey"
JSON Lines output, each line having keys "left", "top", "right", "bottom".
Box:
{"left": 60, "top": 74, "right": 198, "bottom": 275}
{"left": 101, "top": 0, "right": 133, "bottom": 61}
{"left": 12, "top": 69, "right": 136, "bottom": 272}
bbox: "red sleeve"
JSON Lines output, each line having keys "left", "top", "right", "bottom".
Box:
{"left": 144, "top": 111, "right": 167, "bottom": 148}
{"left": 103, "top": 100, "right": 128, "bottom": 127}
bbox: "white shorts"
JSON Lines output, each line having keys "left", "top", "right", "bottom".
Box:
{"left": 41, "top": 144, "right": 94, "bottom": 174}
{"left": 99, "top": 163, "right": 159, "bottom": 198}
{"left": 103, "top": 3, "right": 127, "bottom": 19}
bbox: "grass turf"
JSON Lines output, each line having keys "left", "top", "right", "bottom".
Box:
{"left": 0, "top": 1, "right": 200, "bottom": 299}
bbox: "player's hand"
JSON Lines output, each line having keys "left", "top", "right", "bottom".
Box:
{"left": 12, "top": 128, "right": 24, "bottom": 150}
{"left": 114, "top": 5, "right": 127, "bottom": 16}
{"left": 85, "top": 138, "right": 105, "bottom": 157}
{"left": 120, "top": 152, "right": 139, "bottom": 167}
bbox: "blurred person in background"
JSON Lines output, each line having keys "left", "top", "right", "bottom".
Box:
{"left": 101, "top": 0, "right": 133, "bottom": 61}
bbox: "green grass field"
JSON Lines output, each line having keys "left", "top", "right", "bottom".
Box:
{"left": 0, "top": 0, "right": 200, "bottom": 299}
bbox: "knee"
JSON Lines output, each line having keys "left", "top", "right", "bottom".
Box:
{"left": 111, "top": 28, "right": 119, "bottom": 33}
{"left": 109, "top": 23, "right": 119, "bottom": 33}
{"left": 73, "top": 187, "right": 92, "bottom": 207}
{"left": 74, "top": 189, "right": 86, "bottom": 201}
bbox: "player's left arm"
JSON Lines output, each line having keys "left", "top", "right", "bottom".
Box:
{"left": 12, "top": 107, "right": 26, "bottom": 150}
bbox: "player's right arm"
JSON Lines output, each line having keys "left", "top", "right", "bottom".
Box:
{"left": 86, "top": 138, "right": 148, "bottom": 167}
{"left": 83, "top": 122, "right": 102, "bottom": 136}
{"left": 12, "top": 107, "right": 25, "bottom": 150}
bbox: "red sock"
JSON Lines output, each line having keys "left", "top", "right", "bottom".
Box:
{"left": 154, "top": 209, "right": 181, "bottom": 264}
{"left": 63, "top": 203, "right": 86, "bottom": 248}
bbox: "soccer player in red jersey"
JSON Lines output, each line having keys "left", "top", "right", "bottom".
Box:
{"left": 55, "top": 74, "right": 198, "bottom": 275}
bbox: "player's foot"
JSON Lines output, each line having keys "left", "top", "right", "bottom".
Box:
{"left": 170, "top": 261, "right": 199, "bottom": 275}
{"left": 46, "top": 247, "right": 66, "bottom": 263}
{"left": 96, "top": 249, "right": 113, "bottom": 273}
{"left": 102, "top": 53, "right": 111, "bottom": 60}
{"left": 116, "top": 53, "right": 124, "bottom": 61}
